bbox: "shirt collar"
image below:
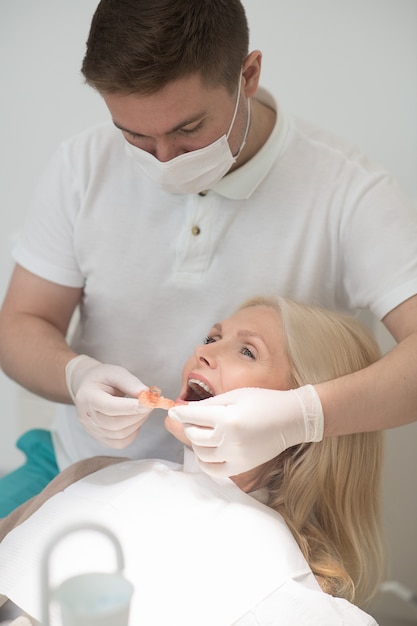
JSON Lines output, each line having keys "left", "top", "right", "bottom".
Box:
{"left": 212, "top": 88, "right": 289, "bottom": 200}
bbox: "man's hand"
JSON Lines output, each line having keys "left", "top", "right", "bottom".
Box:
{"left": 66, "top": 355, "right": 152, "bottom": 448}
{"left": 168, "top": 385, "right": 323, "bottom": 476}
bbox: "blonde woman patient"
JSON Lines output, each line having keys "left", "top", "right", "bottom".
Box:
{"left": 0, "top": 296, "right": 384, "bottom": 624}
{"left": 166, "top": 296, "right": 384, "bottom": 607}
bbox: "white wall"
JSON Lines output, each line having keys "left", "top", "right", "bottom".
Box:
{"left": 1, "top": 2, "right": 416, "bottom": 623}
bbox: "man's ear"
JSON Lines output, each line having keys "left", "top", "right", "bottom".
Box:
{"left": 242, "top": 50, "right": 262, "bottom": 98}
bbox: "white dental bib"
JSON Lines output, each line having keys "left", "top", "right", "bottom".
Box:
{"left": 0, "top": 458, "right": 377, "bottom": 625}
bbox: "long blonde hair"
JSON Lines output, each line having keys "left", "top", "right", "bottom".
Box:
{"left": 240, "top": 296, "right": 385, "bottom": 607}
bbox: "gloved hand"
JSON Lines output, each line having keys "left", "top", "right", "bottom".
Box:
{"left": 66, "top": 355, "right": 152, "bottom": 448}
{"left": 168, "top": 385, "right": 324, "bottom": 477}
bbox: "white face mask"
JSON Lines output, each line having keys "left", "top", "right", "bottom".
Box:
{"left": 125, "top": 74, "right": 251, "bottom": 194}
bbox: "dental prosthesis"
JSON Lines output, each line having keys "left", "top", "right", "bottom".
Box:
{"left": 138, "top": 386, "right": 176, "bottom": 410}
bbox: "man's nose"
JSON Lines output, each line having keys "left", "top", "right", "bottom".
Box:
{"left": 154, "top": 139, "right": 186, "bottom": 162}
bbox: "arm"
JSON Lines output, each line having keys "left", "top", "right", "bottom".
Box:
{"left": 0, "top": 264, "right": 81, "bottom": 403}
{"left": 318, "top": 294, "right": 417, "bottom": 436}
{"left": 0, "top": 264, "right": 155, "bottom": 448}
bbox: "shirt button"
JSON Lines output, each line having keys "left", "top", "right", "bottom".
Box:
{"left": 191, "top": 225, "right": 201, "bottom": 236}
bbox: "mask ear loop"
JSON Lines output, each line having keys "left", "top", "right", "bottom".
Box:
{"left": 226, "top": 71, "right": 243, "bottom": 139}
{"left": 234, "top": 98, "right": 251, "bottom": 159}
{"left": 227, "top": 70, "right": 251, "bottom": 159}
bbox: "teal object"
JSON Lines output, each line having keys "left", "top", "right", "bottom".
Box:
{"left": 0, "top": 429, "right": 58, "bottom": 518}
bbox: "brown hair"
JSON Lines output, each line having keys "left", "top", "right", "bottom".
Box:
{"left": 81, "top": 0, "right": 249, "bottom": 95}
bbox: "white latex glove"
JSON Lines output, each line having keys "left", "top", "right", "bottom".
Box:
{"left": 66, "top": 355, "right": 152, "bottom": 448}
{"left": 168, "top": 385, "right": 324, "bottom": 477}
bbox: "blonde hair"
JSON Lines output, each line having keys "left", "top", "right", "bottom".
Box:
{"left": 240, "top": 296, "right": 385, "bottom": 607}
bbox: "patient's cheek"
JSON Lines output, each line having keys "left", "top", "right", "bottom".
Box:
{"left": 164, "top": 415, "right": 191, "bottom": 446}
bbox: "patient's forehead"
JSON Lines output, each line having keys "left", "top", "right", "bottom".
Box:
{"left": 220, "top": 304, "right": 288, "bottom": 361}
{"left": 226, "top": 304, "right": 283, "bottom": 337}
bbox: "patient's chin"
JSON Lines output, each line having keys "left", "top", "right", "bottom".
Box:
{"left": 164, "top": 415, "right": 191, "bottom": 446}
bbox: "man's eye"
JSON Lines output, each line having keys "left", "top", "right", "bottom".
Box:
{"left": 129, "top": 132, "right": 144, "bottom": 140}
{"left": 204, "top": 335, "right": 216, "bottom": 344}
{"left": 180, "top": 122, "right": 204, "bottom": 136}
{"left": 241, "top": 347, "right": 255, "bottom": 359}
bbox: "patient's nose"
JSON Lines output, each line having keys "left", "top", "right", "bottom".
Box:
{"left": 195, "top": 343, "right": 218, "bottom": 368}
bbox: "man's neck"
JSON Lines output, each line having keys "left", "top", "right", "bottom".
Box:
{"left": 230, "top": 97, "right": 277, "bottom": 172}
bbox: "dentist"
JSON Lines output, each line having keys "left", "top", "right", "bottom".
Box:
{"left": 0, "top": 0, "right": 416, "bottom": 513}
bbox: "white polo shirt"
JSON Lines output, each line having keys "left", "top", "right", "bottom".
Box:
{"left": 13, "top": 88, "right": 417, "bottom": 467}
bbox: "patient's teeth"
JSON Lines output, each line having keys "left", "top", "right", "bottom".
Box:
{"left": 188, "top": 378, "right": 213, "bottom": 399}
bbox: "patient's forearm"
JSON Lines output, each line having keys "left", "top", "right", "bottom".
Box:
{"left": 0, "top": 312, "right": 77, "bottom": 404}
{"left": 318, "top": 332, "right": 417, "bottom": 436}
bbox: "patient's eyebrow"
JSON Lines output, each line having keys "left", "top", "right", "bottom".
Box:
{"left": 211, "top": 323, "right": 267, "bottom": 346}
{"left": 237, "top": 329, "right": 267, "bottom": 344}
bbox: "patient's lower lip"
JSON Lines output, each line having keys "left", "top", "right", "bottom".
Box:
{"left": 174, "top": 398, "right": 187, "bottom": 405}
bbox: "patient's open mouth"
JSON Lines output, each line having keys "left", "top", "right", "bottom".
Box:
{"left": 185, "top": 378, "right": 215, "bottom": 401}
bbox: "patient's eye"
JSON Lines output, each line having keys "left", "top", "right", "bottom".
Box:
{"left": 241, "top": 346, "right": 255, "bottom": 359}
{"left": 204, "top": 335, "right": 216, "bottom": 344}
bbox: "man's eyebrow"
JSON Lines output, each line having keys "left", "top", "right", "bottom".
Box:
{"left": 112, "top": 112, "right": 207, "bottom": 138}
